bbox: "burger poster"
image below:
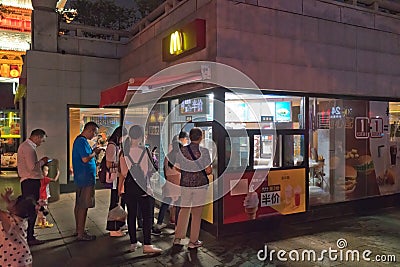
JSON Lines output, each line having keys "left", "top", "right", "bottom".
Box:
{"left": 343, "top": 100, "right": 399, "bottom": 200}
{"left": 222, "top": 169, "right": 306, "bottom": 224}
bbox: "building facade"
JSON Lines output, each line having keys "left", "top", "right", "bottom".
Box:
{"left": 26, "top": 0, "right": 400, "bottom": 232}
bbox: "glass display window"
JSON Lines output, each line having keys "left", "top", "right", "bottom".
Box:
{"left": 225, "top": 134, "right": 249, "bottom": 169}
{"left": 309, "top": 98, "right": 400, "bottom": 206}
{"left": 253, "top": 134, "right": 274, "bottom": 169}
{"left": 0, "top": 110, "right": 20, "bottom": 169}
{"left": 225, "top": 92, "right": 305, "bottom": 130}
{"left": 68, "top": 107, "right": 121, "bottom": 182}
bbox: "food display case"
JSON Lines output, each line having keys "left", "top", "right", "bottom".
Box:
{"left": 0, "top": 110, "right": 20, "bottom": 169}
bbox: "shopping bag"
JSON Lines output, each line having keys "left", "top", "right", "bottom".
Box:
{"left": 107, "top": 204, "right": 127, "bottom": 222}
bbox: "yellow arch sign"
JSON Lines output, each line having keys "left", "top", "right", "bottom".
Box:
{"left": 169, "top": 31, "right": 183, "bottom": 55}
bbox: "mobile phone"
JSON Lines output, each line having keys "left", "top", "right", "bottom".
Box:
{"left": 47, "top": 159, "right": 53, "bottom": 163}
{"left": 152, "top": 146, "right": 158, "bottom": 153}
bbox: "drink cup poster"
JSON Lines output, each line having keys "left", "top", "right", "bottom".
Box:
{"left": 263, "top": 169, "right": 306, "bottom": 215}
{"left": 223, "top": 169, "right": 306, "bottom": 224}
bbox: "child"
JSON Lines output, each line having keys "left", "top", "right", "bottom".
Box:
{"left": 0, "top": 187, "right": 37, "bottom": 267}
{"left": 37, "top": 165, "right": 60, "bottom": 228}
{"left": 154, "top": 140, "right": 181, "bottom": 231}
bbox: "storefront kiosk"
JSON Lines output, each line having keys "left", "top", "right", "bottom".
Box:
{"left": 100, "top": 76, "right": 400, "bottom": 236}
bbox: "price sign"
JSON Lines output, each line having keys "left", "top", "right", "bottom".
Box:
{"left": 355, "top": 117, "right": 369, "bottom": 139}
{"left": 370, "top": 118, "right": 383, "bottom": 138}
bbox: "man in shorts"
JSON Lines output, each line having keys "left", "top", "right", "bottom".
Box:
{"left": 72, "top": 121, "right": 102, "bottom": 241}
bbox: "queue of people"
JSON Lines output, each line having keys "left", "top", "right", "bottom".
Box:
{"left": 1, "top": 122, "right": 212, "bottom": 266}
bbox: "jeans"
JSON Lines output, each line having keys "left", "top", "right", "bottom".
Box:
{"left": 156, "top": 197, "right": 180, "bottom": 225}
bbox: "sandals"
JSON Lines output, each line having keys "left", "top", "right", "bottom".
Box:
{"left": 188, "top": 240, "right": 203, "bottom": 249}
{"left": 76, "top": 232, "right": 96, "bottom": 241}
{"left": 173, "top": 238, "right": 181, "bottom": 245}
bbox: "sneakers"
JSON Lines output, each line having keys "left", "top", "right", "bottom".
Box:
{"left": 28, "top": 237, "right": 45, "bottom": 246}
{"left": 109, "top": 230, "right": 125, "bottom": 237}
{"left": 76, "top": 232, "right": 96, "bottom": 241}
{"left": 130, "top": 241, "right": 143, "bottom": 252}
{"left": 151, "top": 228, "right": 162, "bottom": 236}
{"left": 143, "top": 245, "right": 162, "bottom": 254}
{"left": 154, "top": 223, "right": 167, "bottom": 230}
{"left": 188, "top": 240, "right": 203, "bottom": 249}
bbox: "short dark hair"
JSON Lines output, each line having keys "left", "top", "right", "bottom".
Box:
{"left": 178, "top": 131, "right": 188, "bottom": 139}
{"left": 83, "top": 121, "right": 99, "bottom": 131}
{"left": 30, "top": 129, "right": 46, "bottom": 138}
{"left": 129, "top": 125, "right": 144, "bottom": 140}
{"left": 189, "top": 128, "right": 202, "bottom": 141}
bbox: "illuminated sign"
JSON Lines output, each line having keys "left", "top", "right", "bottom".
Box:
{"left": 162, "top": 19, "right": 206, "bottom": 62}
{"left": 9, "top": 65, "right": 20, "bottom": 78}
{"left": 9, "top": 69, "right": 19, "bottom": 78}
{"left": 179, "top": 97, "right": 208, "bottom": 115}
{"left": 170, "top": 31, "right": 183, "bottom": 55}
{"left": 275, "top": 102, "right": 291, "bottom": 122}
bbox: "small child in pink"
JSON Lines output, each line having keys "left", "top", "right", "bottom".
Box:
{"left": 37, "top": 165, "right": 59, "bottom": 228}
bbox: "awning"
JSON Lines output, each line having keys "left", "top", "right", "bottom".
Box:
{"left": 99, "top": 77, "right": 148, "bottom": 108}
{"left": 99, "top": 72, "right": 203, "bottom": 108}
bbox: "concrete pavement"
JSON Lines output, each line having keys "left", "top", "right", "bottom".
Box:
{"left": 31, "top": 189, "right": 400, "bottom": 267}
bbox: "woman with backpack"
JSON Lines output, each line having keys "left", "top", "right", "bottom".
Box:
{"left": 118, "top": 125, "right": 162, "bottom": 254}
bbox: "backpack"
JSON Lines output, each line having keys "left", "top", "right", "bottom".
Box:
{"left": 125, "top": 149, "right": 147, "bottom": 196}
{"left": 98, "top": 142, "right": 117, "bottom": 186}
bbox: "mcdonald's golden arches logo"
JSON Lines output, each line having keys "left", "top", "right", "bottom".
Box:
{"left": 170, "top": 31, "right": 184, "bottom": 55}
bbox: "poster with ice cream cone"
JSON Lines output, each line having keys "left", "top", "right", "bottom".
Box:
{"left": 222, "top": 169, "right": 306, "bottom": 224}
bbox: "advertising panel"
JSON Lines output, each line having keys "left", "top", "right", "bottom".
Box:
{"left": 275, "top": 101, "right": 291, "bottom": 122}
{"left": 316, "top": 100, "right": 400, "bottom": 203}
{"left": 342, "top": 100, "right": 400, "bottom": 199}
{"left": 223, "top": 169, "right": 306, "bottom": 224}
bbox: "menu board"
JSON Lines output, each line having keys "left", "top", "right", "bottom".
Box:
{"left": 179, "top": 97, "right": 208, "bottom": 115}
